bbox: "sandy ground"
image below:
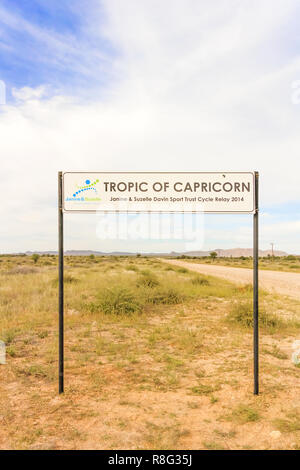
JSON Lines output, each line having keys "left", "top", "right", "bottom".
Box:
{"left": 160, "top": 259, "right": 300, "bottom": 300}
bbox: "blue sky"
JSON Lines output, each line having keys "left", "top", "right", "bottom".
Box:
{"left": 0, "top": 0, "right": 300, "bottom": 254}
{"left": 0, "top": 0, "right": 116, "bottom": 99}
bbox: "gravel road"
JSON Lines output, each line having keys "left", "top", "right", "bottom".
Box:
{"left": 161, "top": 259, "right": 300, "bottom": 300}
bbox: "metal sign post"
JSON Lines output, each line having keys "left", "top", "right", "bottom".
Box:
{"left": 58, "top": 171, "right": 64, "bottom": 394}
{"left": 253, "top": 171, "right": 259, "bottom": 395}
{"left": 57, "top": 171, "right": 259, "bottom": 395}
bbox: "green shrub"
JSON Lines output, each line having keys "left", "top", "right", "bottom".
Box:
{"left": 190, "top": 384, "right": 215, "bottom": 395}
{"left": 96, "top": 287, "right": 141, "bottom": 315}
{"left": 0, "top": 328, "right": 18, "bottom": 344}
{"left": 227, "top": 300, "right": 280, "bottom": 329}
{"left": 148, "top": 286, "right": 183, "bottom": 305}
{"left": 32, "top": 254, "right": 40, "bottom": 264}
{"left": 226, "top": 404, "right": 261, "bottom": 424}
{"left": 6, "top": 345, "right": 17, "bottom": 357}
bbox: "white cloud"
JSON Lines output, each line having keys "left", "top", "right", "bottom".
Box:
{"left": 11, "top": 85, "right": 48, "bottom": 101}
{"left": 0, "top": 0, "right": 300, "bottom": 252}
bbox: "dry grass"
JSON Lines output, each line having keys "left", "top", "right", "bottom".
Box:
{"left": 0, "top": 254, "right": 299, "bottom": 450}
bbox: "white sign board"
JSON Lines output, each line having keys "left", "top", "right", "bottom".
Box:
{"left": 63, "top": 172, "right": 255, "bottom": 213}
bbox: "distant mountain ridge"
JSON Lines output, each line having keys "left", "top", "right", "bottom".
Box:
{"left": 184, "top": 248, "right": 288, "bottom": 257}
{"left": 21, "top": 248, "right": 289, "bottom": 257}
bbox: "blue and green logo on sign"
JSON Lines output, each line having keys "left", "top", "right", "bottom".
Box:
{"left": 66, "top": 178, "right": 101, "bottom": 202}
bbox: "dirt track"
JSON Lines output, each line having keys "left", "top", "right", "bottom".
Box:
{"left": 161, "top": 259, "right": 300, "bottom": 300}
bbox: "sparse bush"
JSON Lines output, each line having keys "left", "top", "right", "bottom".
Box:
{"left": 38, "top": 330, "right": 49, "bottom": 339}
{"left": 18, "top": 364, "right": 50, "bottom": 378}
{"left": 137, "top": 270, "right": 160, "bottom": 288}
{"left": 164, "top": 266, "right": 175, "bottom": 271}
{"left": 0, "top": 328, "right": 18, "bottom": 344}
{"left": 65, "top": 274, "right": 79, "bottom": 283}
{"left": 96, "top": 287, "right": 141, "bottom": 315}
{"left": 148, "top": 286, "right": 183, "bottom": 305}
{"left": 177, "top": 267, "right": 188, "bottom": 274}
{"left": 6, "top": 345, "right": 16, "bottom": 357}
{"left": 191, "top": 276, "right": 209, "bottom": 286}
{"left": 225, "top": 404, "right": 261, "bottom": 424}
{"left": 273, "top": 411, "right": 300, "bottom": 433}
{"left": 263, "top": 345, "right": 288, "bottom": 360}
{"left": 190, "top": 384, "right": 216, "bottom": 395}
{"left": 32, "top": 254, "right": 40, "bottom": 264}
{"left": 125, "top": 265, "right": 139, "bottom": 272}
{"left": 41, "top": 260, "right": 52, "bottom": 266}
{"left": 227, "top": 300, "right": 280, "bottom": 329}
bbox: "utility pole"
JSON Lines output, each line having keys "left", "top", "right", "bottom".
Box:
{"left": 271, "top": 243, "right": 274, "bottom": 258}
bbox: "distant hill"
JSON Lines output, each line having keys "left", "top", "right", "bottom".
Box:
{"left": 21, "top": 248, "right": 289, "bottom": 257}
{"left": 184, "top": 248, "right": 288, "bottom": 257}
